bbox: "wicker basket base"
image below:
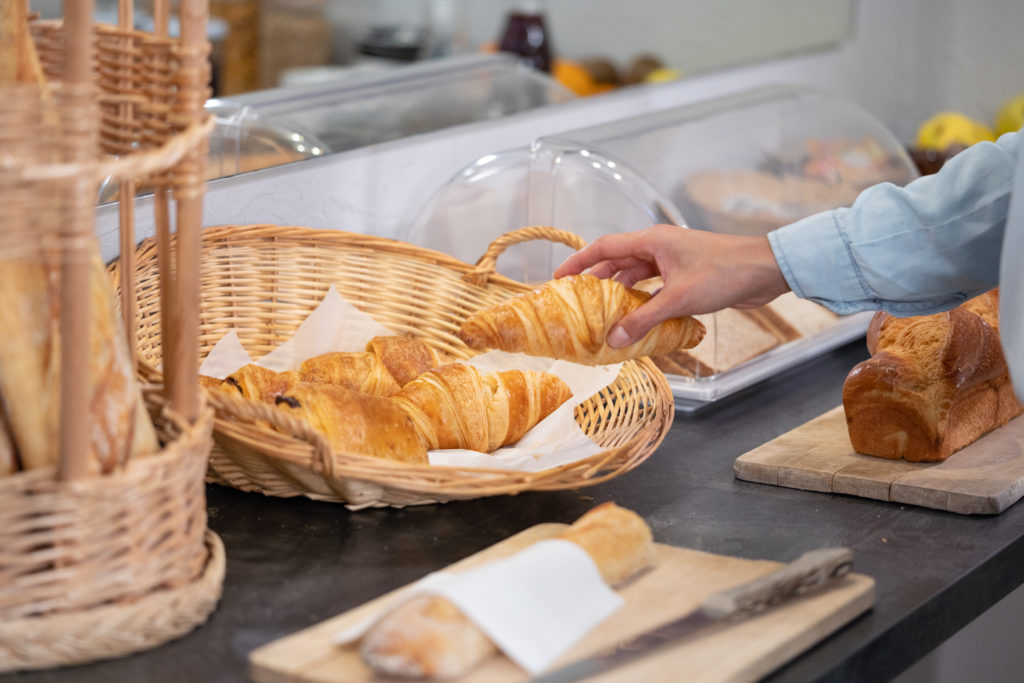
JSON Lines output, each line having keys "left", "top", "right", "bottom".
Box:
{"left": 0, "top": 530, "right": 225, "bottom": 673}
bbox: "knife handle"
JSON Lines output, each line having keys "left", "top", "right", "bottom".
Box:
{"left": 699, "top": 547, "right": 853, "bottom": 621}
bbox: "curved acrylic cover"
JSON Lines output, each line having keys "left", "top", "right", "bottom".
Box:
{"left": 405, "top": 137, "right": 684, "bottom": 283}
{"left": 409, "top": 84, "right": 904, "bottom": 409}
{"left": 97, "top": 100, "right": 326, "bottom": 204}
{"left": 204, "top": 100, "right": 327, "bottom": 180}
{"left": 558, "top": 84, "right": 919, "bottom": 237}
{"left": 219, "top": 53, "right": 574, "bottom": 158}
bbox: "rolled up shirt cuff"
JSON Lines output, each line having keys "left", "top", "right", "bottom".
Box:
{"left": 767, "top": 209, "right": 969, "bottom": 317}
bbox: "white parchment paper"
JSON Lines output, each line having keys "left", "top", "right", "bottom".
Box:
{"left": 333, "top": 539, "right": 623, "bottom": 675}
{"left": 198, "top": 286, "right": 622, "bottom": 472}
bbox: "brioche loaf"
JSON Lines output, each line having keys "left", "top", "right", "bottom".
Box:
{"left": 843, "top": 291, "right": 1022, "bottom": 462}
{"left": 458, "top": 274, "right": 706, "bottom": 365}
{"left": 359, "top": 502, "right": 654, "bottom": 679}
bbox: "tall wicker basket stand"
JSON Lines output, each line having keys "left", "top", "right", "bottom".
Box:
{"left": 0, "top": 0, "right": 224, "bottom": 671}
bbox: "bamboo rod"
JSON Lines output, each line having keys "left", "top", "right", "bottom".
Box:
{"left": 153, "top": 0, "right": 168, "bottom": 37}
{"left": 154, "top": 188, "right": 176, "bottom": 399}
{"left": 57, "top": 0, "right": 94, "bottom": 481}
{"left": 117, "top": 0, "right": 137, "bottom": 370}
{"left": 169, "top": 0, "right": 208, "bottom": 421}
{"left": 152, "top": 0, "right": 175, "bottom": 400}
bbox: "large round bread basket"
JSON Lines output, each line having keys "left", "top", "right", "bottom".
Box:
{"left": 115, "top": 224, "right": 676, "bottom": 508}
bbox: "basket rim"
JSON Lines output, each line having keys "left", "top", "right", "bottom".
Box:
{"left": 0, "top": 401, "right": 213, "bottom": 493}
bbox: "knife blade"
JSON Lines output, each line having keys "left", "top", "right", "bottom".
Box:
{"left": 530, "top": 547, "right": 854, "bottom": 683}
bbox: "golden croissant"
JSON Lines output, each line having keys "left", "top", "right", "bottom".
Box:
{"left": 392, "top": 362, "right": 573, "bottom": 452}
{"left": 205, "top": 335, "right": 444, "bottom": 403}
{"left": 298, "top": 335, "right": 444, "bottom": 396}
{"left": 299, "top": 351, "right": 400, "bottom": 396}
{"left": 458, "top": 274, "right": 706, "bottom": 365}
{"left": 365, "top": 335, "right": 445, "bottom": 387}
{"left": 274, "top": 382, "right": 428, "bottom": 465}
{"left": 214, "top": 364, "right": 300, "bottom": 404}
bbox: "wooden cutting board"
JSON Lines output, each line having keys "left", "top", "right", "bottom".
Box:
{"left": 249, "top": 523, "right": 874, "bottom": 683}
{"left": 734, "top": 405, "right": 1024, "bottom": 515}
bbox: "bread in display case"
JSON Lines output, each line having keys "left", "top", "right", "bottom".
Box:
{"left": 409, "top": 84, "right": 919, "bottom": 411}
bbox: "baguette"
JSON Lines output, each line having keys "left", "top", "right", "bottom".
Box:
{"left": 458, "top": 274, "right": 705, "bottom": 365}
{"left": 0, "top": 251, "right": 161, "bottom": 474}
{"left": 359, "top": 502, "right": 654, "bottom": 679}
{"left": 392, "top": 362, "right": 572, "bottom": 452}
{"left": 0, "top": 399, "right": 17, "bottom": 475}
{"left": 0, "top": 0, "right": 156, "bottom": 474}
{"left": 843, "top": 291, "right": 1022, "bottom": 462}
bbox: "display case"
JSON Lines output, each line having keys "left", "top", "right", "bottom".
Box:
{"left": 408, "top": 84, "right": 919, "bottom": 410}
{"left": 99, "top": 53, "right": 574, "bottom": 203}
{"left": 209, "top": 53, "right": 574, "bottom": 164}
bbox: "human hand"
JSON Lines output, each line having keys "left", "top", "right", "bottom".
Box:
{"left": 553, "top": 225, "right": 790, "bottom": 348}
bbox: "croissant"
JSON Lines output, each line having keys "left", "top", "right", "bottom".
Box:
{"left": 274, "top": 383, "right": 428, "bottom": 464}
{"left": 364, "top": 335, "right": 445, "bottom": 387}
{"left": 299, "top": 351, "right": 400, "bottom": 396}
{"left": 392, "top": 363, "right": 572, "bottom": 452}
{"left": 458, "top": 274, "right": 706, "bottom": 365}
{"left": 217, "top": 364, "right": 300, "bottom": 404}
{"left": 297, "top": 336, "right": 445, "bottom": 396}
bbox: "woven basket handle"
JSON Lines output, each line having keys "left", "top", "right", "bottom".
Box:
{"left": 463, "top": 226, "right": 586, "bottom": 286}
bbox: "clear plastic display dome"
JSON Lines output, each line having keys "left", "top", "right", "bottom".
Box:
{"left": 409, "top": 83, "right": 917, "bottom": 410}
{"left": 405, "top": 137, "right": 685, "bottom": 283}
{"left": 214, "top": 52, "right": 574, "bottom": 163}
{"left": 560, "top": 84, "right": 918, "bottom": 237}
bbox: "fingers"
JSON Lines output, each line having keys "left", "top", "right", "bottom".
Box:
{"left": 608, "top": 286, "right": 690, "bottom": 348}
{"left": 553, "top": 230, "right": 657, "bottom": 279}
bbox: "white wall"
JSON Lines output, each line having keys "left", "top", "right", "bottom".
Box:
{"left": 93, "top": 0, "right": 1024, "bottom": 260}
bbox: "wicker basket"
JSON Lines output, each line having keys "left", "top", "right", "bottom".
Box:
{"left": 0, "top": 1, "right": 222, "bottom": 671}
{"left": 116, "top": 224, "right": 676, "bottom": 508}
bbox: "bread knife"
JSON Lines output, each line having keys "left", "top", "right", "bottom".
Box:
{"left": 530, "top": 547, "right": 854, "bottom": 683}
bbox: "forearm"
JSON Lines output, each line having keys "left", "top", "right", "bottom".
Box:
{"left": 769, "top": 131, "right": 1020, "bottom": 316}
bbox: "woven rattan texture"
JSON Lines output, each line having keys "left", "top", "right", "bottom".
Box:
{"left": 30, "top": 20, "right": 208, "bottom": 185}
{"left": 0, "top": 529, "right": 224, "bottom": 672}
{"left": 117, "top": 224, "right": 675, "bottom": 507}
{"left": 0, "top": 401, "right": 213, "bottom": 620}
{"left": 0, "top": 4, "right": 221, "bottom": 671}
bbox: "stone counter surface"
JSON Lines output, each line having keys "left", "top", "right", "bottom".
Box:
{"left": 6, "top": 339, "right": 1024, "bottom": 682}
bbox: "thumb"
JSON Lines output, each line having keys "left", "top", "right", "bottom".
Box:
{"left": 607, "top": 294, "right": 681, "bottom": 348}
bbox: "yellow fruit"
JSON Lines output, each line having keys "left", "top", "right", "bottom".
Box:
{"left": 643, "top": 67, "right": 682, "bottom": 84}
{"left": 553, "top": 59, "right": 607, "bottom": 97}
{"left": 916, "top": 112, "right": 995, "bottom": 151}
{"left": 995, "top": 94, "right": 1024, "bottom": 136}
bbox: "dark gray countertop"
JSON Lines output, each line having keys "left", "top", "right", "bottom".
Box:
{"left": 7, "top": 339, "right": 1024, "bottom": 682}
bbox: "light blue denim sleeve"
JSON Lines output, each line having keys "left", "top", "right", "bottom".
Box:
{"left": 768, "top": 130, "right": 1021, "bottom": 316}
